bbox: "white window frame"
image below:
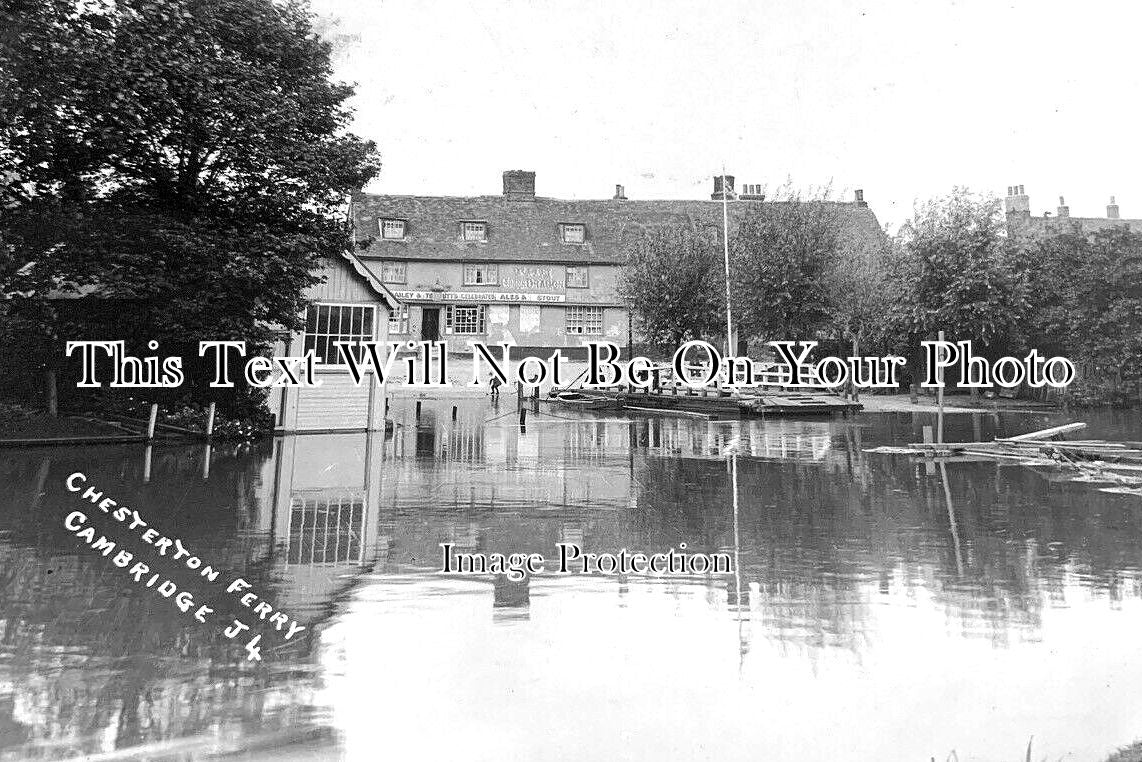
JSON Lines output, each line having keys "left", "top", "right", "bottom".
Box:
{"left": 388, "top": 305, "right": 409, "bottom": 335}
{"left": 565, "top": 305, "right": 603, "bottom": 335}
{"left": 302, "top": 302, "right": 377, "bottom": 365}
{"left": 381, "top": 261, "right": 406, "bottom": 284}
{"left": 380, "top": 218, "right": 406, "bottom": 240}
{"left": 463, "top": 263, "right": 499, "bottom": 285}
{"left": 560, "top": 223, "right": 586, "bottom": 244}
{"left": 462, "top": 221, "right": 488, "bottom": 242}
{"left": 565, "top": 265, "right": 589, "bottom": 288}
{"left": 445, "top": 304, "right": 487, "bottom": 335}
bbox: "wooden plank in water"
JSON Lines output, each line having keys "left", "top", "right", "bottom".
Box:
{"left": 624, "top": 406, "right": 712, "bottom": 419}
{"left": 997, "top": 422, "right": 1086, "bottom": 442}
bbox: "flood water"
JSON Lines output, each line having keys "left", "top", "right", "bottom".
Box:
{"left": 2, "top": 401, "right": 1142, "bottom": 761}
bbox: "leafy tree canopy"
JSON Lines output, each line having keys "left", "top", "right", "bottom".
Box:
{"left": 617, "top": 223, "right": 726, "bottom": 352}
{"left": 0, "top": 0, "right": 380, "bottom": 360}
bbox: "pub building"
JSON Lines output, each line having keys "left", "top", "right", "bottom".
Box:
{"left": 350, "top": 170, "right": 885, "bottom": 357}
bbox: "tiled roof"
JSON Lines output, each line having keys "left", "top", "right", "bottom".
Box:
{"left": 352, "top": 193, "right": 886, "bottom": 265}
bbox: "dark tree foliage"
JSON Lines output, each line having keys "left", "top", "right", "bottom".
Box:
{"left": 0, "top": 0, "right": 379, "bottom": 409}
{"left": 618, "top": 224, "right": 726, "bottom": 352}
{"left": 890, "top": 190, "right": 1026, "bottom": 361}
{"left": 1016, "top": 227, "right": 1142, "bottom": 403}
{"left": 730, "top": 190, "right": 842, "bottom": 341}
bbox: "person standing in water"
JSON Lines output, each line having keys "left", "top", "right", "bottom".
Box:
{"left": 488, "top": 374, "right": 502, "bottom": 400}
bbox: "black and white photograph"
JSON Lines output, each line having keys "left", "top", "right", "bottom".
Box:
{"left": 2, "top": 1, "right": 1142, "bottom": 760}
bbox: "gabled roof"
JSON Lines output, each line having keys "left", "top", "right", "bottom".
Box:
{"left": 337, "top": 249, "right": 402, "bottom": 310}
{"left": 352, "top": 194, "right": 887, "bottom": 265}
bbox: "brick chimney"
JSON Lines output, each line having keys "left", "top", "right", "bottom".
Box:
{"left": 1004, "top": 184, "right": 1030, "bottom": 218}
{"left": 1057, "top": 195, "right": 1069, "bottom": 218}
{"left": 1108, "top": 196, "right": 1120, "bottom": 219}
{"left": 854, "top": 189, "right": 867, "bottom": 207}
{"left": 613, "top": 184, "right": 627, "bottom": 201}
{"left": 502, "top": 170, "right": 536, "bottom": 201}
{"left": 711, "top": 174, "right": 735, "bottom": 201}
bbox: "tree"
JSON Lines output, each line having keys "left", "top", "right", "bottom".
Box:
{"left": 730, "top": 187, "right": 842, "bottom": 341}
{"left": 822, "top": 238, "right": 899, "bottom": 355}
{"left": 891, "top": 190, "right": 1026, "bottom": 362}
{"left": 0, "top": 0, "right": 380, "bottom": 409}
{"left": 1015, "top": 227, "right": 1142, "bottom": 402}
{"left": 618, "top": 224, "right": 725, "bottom": 352}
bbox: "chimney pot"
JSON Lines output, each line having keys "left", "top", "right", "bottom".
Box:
{"left": 1108, "top": 195, "right": 1120, "bottom": 219}
{"left": 613, "top": 184, "right": 627, "bottom": 201}
{"left": 502, "top": 170, "right": 536, "bottom": 201}
{"left": 712, "top": 174, "right": 735, "bottom": 201}
{"left": 854, "top": 189, "right": 866, "bottom": 206}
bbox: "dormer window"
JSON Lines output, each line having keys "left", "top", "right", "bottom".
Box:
{"left": 462, "top": 221, "right": 487, "bottom": 242}
{"left": 380, "top": 218, "right": 406, "bottom": 240}
{"left": 560, "top": 223, "right": 586, "bottom": 244}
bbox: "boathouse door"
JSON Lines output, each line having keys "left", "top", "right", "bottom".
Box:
{"left": 421, "top": 308, "right": 440, "bottom": 341}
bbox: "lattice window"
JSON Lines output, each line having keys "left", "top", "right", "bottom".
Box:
{"left": 565, "top": 305, "right": 603, "bottom": 335}
{"left": 461, "top": 221, "right": 487, "bottom": 242}
{"left": 388, "top": 305, "right": 409, "bottom": 334}
{"left": 560, "top": 223, "right": 586, "bottom": 243}
{"left": 381, "top": 219, "right": 406, "bottom": 239}
{"left": 566, "top": 265, "right": 588, "bottom": 288}
{"left": 381, "top": 261, "right": 406, "bottom": 283}
{"left": 463, "top": 263, "right": 498, "bottom": 285}
{"left": 446, "top": 304, "right": 487, "bottom": 335}
{"left": 302, "top": 304, "right": 375, "bottom": 364}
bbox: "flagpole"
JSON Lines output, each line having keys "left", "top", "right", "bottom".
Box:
{"left": 721, "top": 167, "right": 734, "bottom": 356}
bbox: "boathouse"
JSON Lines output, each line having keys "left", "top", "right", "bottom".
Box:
{"left": 268, "top": 251, "right": 401, "bottom": 433}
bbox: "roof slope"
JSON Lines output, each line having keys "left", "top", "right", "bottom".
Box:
{"left": 337, "top": 249, "right": 402, "bottom": 309}
{"left": 352, "top": 194, "right": 886, "bottom": 264}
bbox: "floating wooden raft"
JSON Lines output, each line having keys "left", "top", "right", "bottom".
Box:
{"left": 547, "top": 387, "right": 861, "bottom": 417}
{"left": 752, "top": 393, "right": 863, "bottom": 416}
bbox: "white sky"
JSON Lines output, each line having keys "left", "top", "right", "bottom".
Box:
{"left": 310, "top": 0, "right": 1142, "bottom": 230}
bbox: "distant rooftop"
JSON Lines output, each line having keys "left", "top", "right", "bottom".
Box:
{"left": 351, "top": 171, "right": 886, "bottom": 264}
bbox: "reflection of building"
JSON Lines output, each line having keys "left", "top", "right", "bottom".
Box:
{"left": 351, "top": 171, "right": 884, "bottom": 354}
{"left": 264, "top": 432, "right": 389, "bottom": 612}
{"left": 1005, "top": 184, "right": 1142, "bottom": 236}
{"left": 267, "top": 252, "right": 400, "bottom": 433}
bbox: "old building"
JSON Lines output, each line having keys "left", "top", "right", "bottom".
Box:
{"left": 1004, "top": 184, "right": 1141, "bottom": 236}
{"left": 351, "top": 170, "right": 885, "bottom": 355}
{"left": 268, "top": 250, "right": 400, "bottom": 433}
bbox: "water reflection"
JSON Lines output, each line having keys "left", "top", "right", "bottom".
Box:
{"left": 1, "top": 403, "right": 1141, "bottom": 760}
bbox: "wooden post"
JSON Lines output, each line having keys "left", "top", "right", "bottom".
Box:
{"left": 415, "top": 400, "right": 422, "bottom": 421}
{"left": 452, "top": 405, "right": 457, "bottom": 421}
{"left": 146, "top": 403, "right": 159, "bottom": 441}
{"left": 936, "top": 330, "right": 945, "bottom": 444}
{"left": 205, "top": 401, "right": 216, "bottom": 441}
{"left": 519, "top": 406, "right": 527, "bottom": 429}
{"left": 850, "top": 335, "right": 860, "bottom": 404}
{"left": 46, "top": 369, "right": 58, "bottom": 418}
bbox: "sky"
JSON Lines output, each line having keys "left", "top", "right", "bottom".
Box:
{"left": 308, "top": 0, "right": 1142, "bottom": 231}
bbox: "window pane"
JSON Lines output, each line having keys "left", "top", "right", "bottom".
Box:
{"left": 302, "top": 303, "right": 379, "bottom": 365}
